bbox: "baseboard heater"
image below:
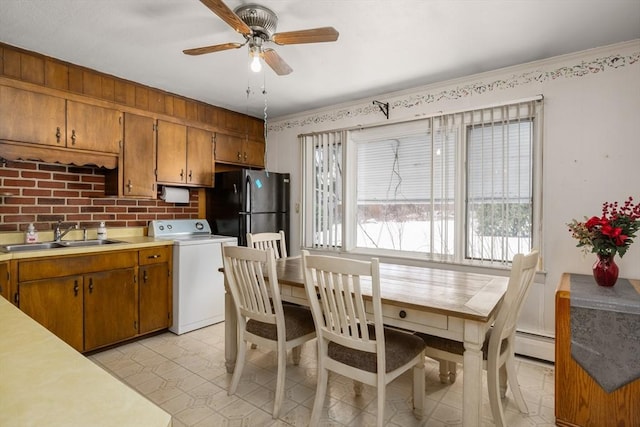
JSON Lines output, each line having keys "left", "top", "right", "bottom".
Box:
{"left": 515, "top": 330, "right": 555, "bottom": 363}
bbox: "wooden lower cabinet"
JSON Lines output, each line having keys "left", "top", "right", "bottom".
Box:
{"left": 555, "top": 273, "right": 640, "bottom": 426}
{"left": 84, "top": 268, "right": 137, "bottom": 351}
{"left": 19, "top": 275, "right": 84, "bottom": 351}
{"left": 14, "top": 246, "right": 172, "bottom": 352}
{"left": 0, "top": 261, "right": 9, "bottom": 300}
{"left": 138, "top": 246, "right": 172, "bottom": 334}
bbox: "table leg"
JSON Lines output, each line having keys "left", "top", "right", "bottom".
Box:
{"left": 224, "top": 281, "right": 237, "bottom": 374}
{"left": 462, "top": 320, "right": 484, "bottom": 427}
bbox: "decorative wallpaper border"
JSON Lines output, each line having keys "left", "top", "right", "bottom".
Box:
{"left": 269, "top": 50, "right": 640, "bottom": 132}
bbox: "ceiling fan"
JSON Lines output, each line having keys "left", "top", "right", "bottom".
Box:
{"left": 183, "top": 0, "right": 339, "bottom": 75}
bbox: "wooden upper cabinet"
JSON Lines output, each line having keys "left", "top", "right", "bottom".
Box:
{"left": 214, "top": 132, "right": 244, "bottom": 164}
{"left": 156, "top": 120, "right": 187, "bottom": 185}
{"left": 244, "top": 138, "right": 265, "bottom": 167}
{"left": 122, "top": 113, "right": 156, "bottom": 198}
{"left": 186, "top": 126, "right": 213, "bottom": 187}
{"left": 215, "top": 132, "right": 265, "bottom": 168}
{"left": 157, "top": 120, "right": 213, "bottom": 187}
{"left": 66, "top": 100, "right": 122, "bottom": 153}
{"left": 0, "top": 85, "right": 65, "bottom": 146}
{"left": 0, "top": 84, "right": 122, "bottom": 155}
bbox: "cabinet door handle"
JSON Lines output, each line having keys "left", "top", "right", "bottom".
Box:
{"left": 147, "top": 254, "right": 160, "bottom": 259}
{"left": 126, "top": 180, "right": 133, "bottom": 193}
{"left": 88, "top": 278, "right": 94, "bottom": 294}
{"left": 74, "top": 280, "right": 79, "bottom": 297}
{"left": 71, "top": 129, "right": 77, "bottom": 145}
{"left": 188, "top": 170, "right": 193, "bottom": 181}
{"left": 180, "top": 169, "right": 184, "bottom": 180}
{"left": 56, "top": 127, "right": 61, "bottom": 143}
{"left": 237, "top": 151, "right": 242, "bottom": 160}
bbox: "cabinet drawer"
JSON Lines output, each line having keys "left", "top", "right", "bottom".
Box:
{"left": 18, "top": 251, "right": 137, "bottom": 282}
{"left": 138, "top": 246, "right": 172, "bottom": 266}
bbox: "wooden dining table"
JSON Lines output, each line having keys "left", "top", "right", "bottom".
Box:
{"left": 223, "top": 256, "right": 509, "bottom": 427}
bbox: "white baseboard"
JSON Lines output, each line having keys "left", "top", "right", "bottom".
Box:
{"left": 515, "top": 331, "right": 555, "bottom": 363}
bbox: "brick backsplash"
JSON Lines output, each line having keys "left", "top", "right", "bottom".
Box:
{"left": 0, "top": 159, "right": 198, "bottom": 232}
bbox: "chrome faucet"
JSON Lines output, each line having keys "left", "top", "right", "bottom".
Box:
{"left": 54, "top": 221, "right": 78, "bottom": 241}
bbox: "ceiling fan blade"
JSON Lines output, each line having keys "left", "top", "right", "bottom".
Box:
{"left": 199, "top": 0, "right": 251, "bottom": 36}
{"left": 183, "top": 42, "right": 243, "bottom": 56}
{"left": 263, "top": 49, "right": 293, "bottom": 76}
{"left": 272, "top": 27, "right": 339, "bottom": 45}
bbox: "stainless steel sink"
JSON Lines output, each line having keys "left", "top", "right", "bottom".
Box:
{"left": 57, "top": 239, "right": 123, "bottom": 248}
{"left": 0, "top": 239, "right": 123, "bottom": 253}
{"left": 0, "top": 242, "right": 65, "bottom": 252}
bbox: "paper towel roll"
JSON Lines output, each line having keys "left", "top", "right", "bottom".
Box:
{"left": 161, "top": 186, "right": 190, "bottom": 203}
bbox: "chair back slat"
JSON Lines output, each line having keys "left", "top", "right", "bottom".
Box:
{"left": 223, "top": 245, "right": 281, "bottom": 325}
{"left": 303, "top": 252, "right": 380, "bottom": 354}
{"left": 247, "top": 230, "right": 288, "bottom": 259}
{"left": 491, "top": 250, "right": 539, "bottom": 347}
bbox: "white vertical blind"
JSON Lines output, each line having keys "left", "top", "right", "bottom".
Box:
{"left": 301, "top": 131, "right": 343, "bottom": 249}
{"left": 465, "top": 100, "right": 538, "bottom": 263}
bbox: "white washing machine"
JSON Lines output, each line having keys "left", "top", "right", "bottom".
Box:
{"left": 149, "top": 219, "right": 236, "bottom": 334}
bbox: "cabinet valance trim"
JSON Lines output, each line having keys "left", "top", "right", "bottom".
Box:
{"left": 0, "top": 140, "right": 118, "bottom": 169}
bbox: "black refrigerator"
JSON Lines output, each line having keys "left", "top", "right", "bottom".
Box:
{"left": 206, "top": 170, "right": 290, "bottom": 250}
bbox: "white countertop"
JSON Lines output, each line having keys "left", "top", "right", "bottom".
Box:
{"left": 0, "top": 296, "right": 172, "bottom": 426}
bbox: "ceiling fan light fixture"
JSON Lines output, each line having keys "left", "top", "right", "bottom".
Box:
{"left": 250, "top": 53, "right": 262, "bottom": 72}
{"left": 249, "top": 41, "right": 262, "bottom": 73}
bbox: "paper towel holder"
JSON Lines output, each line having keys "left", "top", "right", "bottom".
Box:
{"left": 160, "top": 186, "right": 190, "bottom": 204}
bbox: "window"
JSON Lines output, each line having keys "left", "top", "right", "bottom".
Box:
{"left": 301, "top": 98, "right": 542, "bottom": 266}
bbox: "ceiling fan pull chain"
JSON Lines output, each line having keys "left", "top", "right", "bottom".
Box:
{"left": 263, "top": 73, "right": 268, "bottom": 167}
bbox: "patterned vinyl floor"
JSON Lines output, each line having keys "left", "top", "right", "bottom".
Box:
{"left": 89, "top": 322, "right": 555, "bottom": 426}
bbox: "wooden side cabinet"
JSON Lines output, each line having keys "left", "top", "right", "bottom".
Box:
{"left": 138, "top": 246, "right": 172, "bottom": 334}
{"left": 555, "top": 273, "right": 640, "bottom": 426}
{"left": 0, "top": 261, "right": 9, "bottom": 300}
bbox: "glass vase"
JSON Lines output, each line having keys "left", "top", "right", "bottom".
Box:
{"left": 592, "top": 254, "right": 619, "bottom": 287}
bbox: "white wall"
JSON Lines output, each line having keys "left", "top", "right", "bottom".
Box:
{"left": 264, "top": 40, "right": 640, "bottom": 343}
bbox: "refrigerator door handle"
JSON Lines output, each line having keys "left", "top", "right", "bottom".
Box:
{"left": 246, "top": 175, "right": 252, "bottom": 232}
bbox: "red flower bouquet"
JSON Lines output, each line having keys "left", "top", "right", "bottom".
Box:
{"left": 568, "top": 196, "right": 640, "bottom": 258}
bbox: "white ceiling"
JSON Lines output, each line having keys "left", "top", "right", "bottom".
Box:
{"left": 1, "top": 1, "right": 639, "bottom": 120}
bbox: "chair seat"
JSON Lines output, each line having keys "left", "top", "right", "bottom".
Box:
{"left": 247, "top": 305, "right": 316, "bottom": 341}
{"left": 417, "top": 329, "right": 507, "bottom": 360}
{"left": 329, "top": 325, "right": 426, "bottom": 373}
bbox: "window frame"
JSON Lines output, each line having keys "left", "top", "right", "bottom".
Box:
{"left": 301, "top": 97, "right": 543, "bottom": 269}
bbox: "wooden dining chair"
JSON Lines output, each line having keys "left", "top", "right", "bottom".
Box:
{"left": 301, "top": 250, "right": 426, "bottom": 427}
{"left": 417, "top": 249, "right": 539, "bottom": 427}
{"left": 246, "top": 230, "right": 288, "bottom": 259}
{"left": 222, "top": 245, "right": 316, "bottom": 419}
{"left": 246, "top": 230, "right": 290, "bottom": 350}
